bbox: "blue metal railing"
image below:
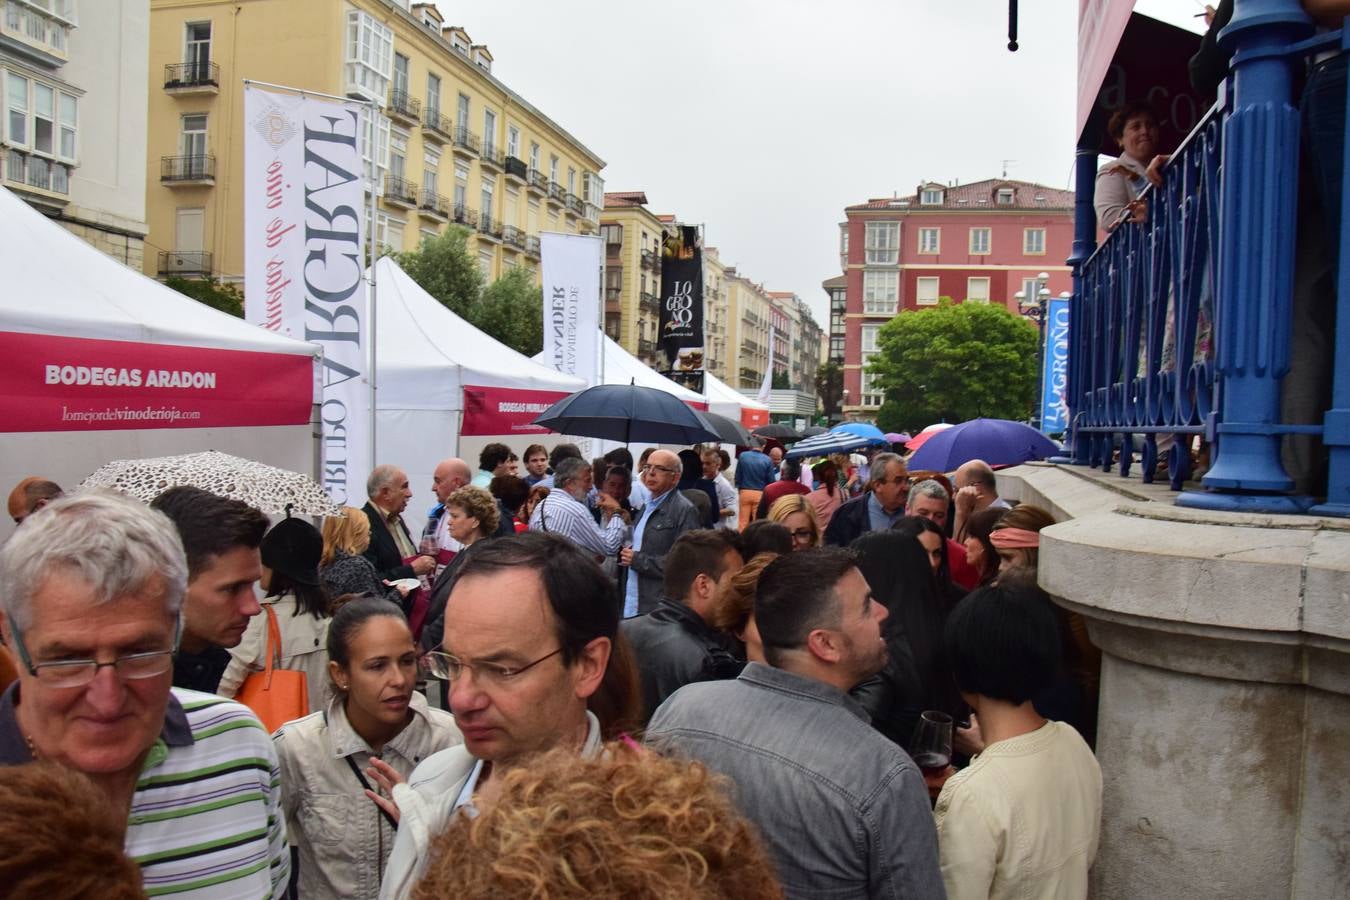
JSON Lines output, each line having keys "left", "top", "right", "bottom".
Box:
{"left": 1062, "top": 0, "right": 1350, "bottom": 515}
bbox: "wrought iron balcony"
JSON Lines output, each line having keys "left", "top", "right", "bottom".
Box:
{"left": 422, "top": 109, "right": 453, "bottom": 143}
{"left": 564, "top": 192, "right": 582, "bottom": 216}
{"left": 388, "top": 89, "right": 421, "bottom": 124}
{"left": 478, "top": 212, "right": 503, "bottom": 239}
{"left": 160, "top": 155, "right": 215, "bottom": 185}
{"left": 383, "top": 175, "right": 418, "bottom": 207}
{"left": 4, "top": 149, "right": 70, "bottom": 198}
{"left": 503, "top": 225, "right": 526, "bottom": 249}
{"left": 640, "top": 291, "right": 661, "bottom": 313}
{"left": 158, "top": 250, "right": 212, "bottom": 276}
{"left": 451, "top": 204, "right": 478, "bottom": 228}
{"left": 525, "top": 235, "right": 541, "bottom": 257}
{"left": 546, "top": 182, "right": 565, "bottom": 206}
{"left": 480, "top": 144, "right": 504, "bottom": 171}
{"left": 164, "top": 61, "right": 219, "bottom": 93}
{"left": 638, "top": 339, "right": 656, "bottom": 357}
{"left": 527, "top": 168, "right": 548, "bottom": 195}
{"left": 641, "top": 248, "right": 659, "bottom": 270}
{"left": 504, "top": 155, "right": 528, "bottom": 183}
{"left": 418, "top": 189, "right": 449, "bottom": 220}
{"left": 452, "top": 126, "right": 481, "bottom": 156}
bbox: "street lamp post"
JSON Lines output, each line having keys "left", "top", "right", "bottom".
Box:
{"left": 1016, "top": 271, "right": 1051, "bottom": 429}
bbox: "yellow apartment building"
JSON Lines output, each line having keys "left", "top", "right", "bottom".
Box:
{"left": 146, "top": 0, "right": 604, "bottom": 285}
{"left": 725, "top": 269, "right": 771, "bottom": 392}
{"left": 703, "top": 247, "right": 729, "bottom": 382}
{"left": 600, "top": 191, "right": 666, "bottom": 368}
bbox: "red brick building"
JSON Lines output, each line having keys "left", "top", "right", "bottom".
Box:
{"left": 835, "top": 178, "right": 1074, "bottom": 414}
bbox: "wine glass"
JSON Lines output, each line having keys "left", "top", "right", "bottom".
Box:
{"left": 910, "top": 710, "right": 954, "bottom": 776}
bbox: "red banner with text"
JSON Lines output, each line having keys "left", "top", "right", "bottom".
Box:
{"left": 461, "top": 386, "right": 573, "bottom": 436}
{"left": 0, "top": 331, "right": 313, "bottom": 432}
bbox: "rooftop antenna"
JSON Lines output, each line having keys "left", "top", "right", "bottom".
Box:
{"left": 1001, "top": 159, "right": 1016, "bottom": 178}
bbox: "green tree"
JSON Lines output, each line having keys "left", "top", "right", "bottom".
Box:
{"left": 469, "top": 266, "right": 543, "bottom": 356}
{"left": 771, "top": 369, "right": 791, "bottom": 390}
{"left": 867, "top": 298, "right": 1038, "bottom": 432}
{"left": 395, "top": 226, "right": 482, "bottom": 317}
{"left": 815, "top": 360, "right": 844, "bottom": 419}
{"left": 164, "top": 276, "right": 244, "bottom": 318}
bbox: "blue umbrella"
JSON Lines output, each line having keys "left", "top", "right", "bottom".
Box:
{"left": 532, "top": 383, "right": 722, "bottom": 445}
{"left": 832, "top": 421, "right": 887, "bottom": 441}
{"left": 906, "top": 418, "right": 1061, "bottom": 472}
{"left": 785, "top": 429, "right": 888, "bottom": 460}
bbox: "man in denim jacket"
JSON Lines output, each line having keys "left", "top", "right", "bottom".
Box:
{"left": 647, "top": 547, "right": 944, "bottom": 899}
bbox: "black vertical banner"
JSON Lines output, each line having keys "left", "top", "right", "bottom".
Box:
{"left": 659, "top": 224, "right": 705, "bottom": 393}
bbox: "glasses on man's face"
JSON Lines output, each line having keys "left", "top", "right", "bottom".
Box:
{"left": 640, "top": 464, "right": 679, "bottom": 476}
{"left": 420, "top": 646, "right": 563, "bottom": 686}
{"left": 7, "top": 615, "right": 178, "bottom": 690}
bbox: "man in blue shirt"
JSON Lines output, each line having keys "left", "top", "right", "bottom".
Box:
{"left": 823, "top": 452, "right": 911, "bottom": 547}
{"left": 733, "top": 445, "right": 776, "bottom": 529}
{"left": 619, "top": 450, "right": 701, "bottom": 617}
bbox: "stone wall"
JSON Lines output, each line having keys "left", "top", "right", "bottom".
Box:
{"left": 996, "top": 463, "right": 1350, "bottom": 900}
{"left": 56, "top": 218, "right": 146, "bottom": 274}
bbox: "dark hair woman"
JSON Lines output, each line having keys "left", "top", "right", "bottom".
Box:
{"left": 273, "top": 595, "right": 461, "bottom": 899}
{"left": 891, "top": 514, "right": 967, "bottom": 609}
{"left": 962, "top": 507, "right": 1005, "bottom": 587}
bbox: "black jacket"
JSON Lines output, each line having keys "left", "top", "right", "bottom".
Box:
{"left": 361, "top": 502, "right": 418, "bottom": 582}
{"left": 620, "top": 599, "right": 744, "bottom": 722}
{"left": 823, "top": 494, "right": 872, "bottom": 547}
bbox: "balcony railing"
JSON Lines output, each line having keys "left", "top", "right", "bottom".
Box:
{"left": 547, "top": 181, "right": 565, "bottom": 205}
{"left": 2, "top": 0, "right": 72, "bottom": 57}
{"left": 451, "top": 204, "right": 478, "bottom": 228}
{"left": 503, "top": 225, "right": 526, "bottom": 249}
{"left": 453, "top": 126, "right": 481, "bottom": 156}
{"left": 640, "top": 291, "right": 661, "bottom": 313}
{"left": 158, "top": 250, "right": 212, "bottom": 276}
{"left": 383, "top": 174, "right": 418, "bottom": 207}
{"left": 478, "top": 212, "right": 502, "bottom": 239}
{"left": 418, "top": 189, "right": 449, "bottom": 219}
{"left": 480, "top": 144, "right": 504, "bottom": 170}
{"left": 527, "top": 168, "right": 548, "bottom": 194}
{"left": 1062, "top": 14, "right": 1350, "bottom": 516}
{"left": 525, "top": 235, "right": 541, "bottom": 257}
{"left": 638, "top": 339, "right": 656, "bottom": 357}
{"left": 641, "top": 248, "right": 659, "bottom": 270}
{"left": 164, "top": 61, "right": 219, "bottom": 91}
{"left": 504, "top": 155, "right": 528, "bottom": 182}
{"left": 564, "top": 192, "right": 582, "bottom": 215}
{"left": 388, "top": 89, "right": 421, "bottom": 123}
{"left": 160, "top": 155, "right": 215, "bottom": 184}
{"left": 4, "top": 149, "right": 70, "bottom": 196}
{"left": 422, "top": 109, "right": 453, "bottom": 142}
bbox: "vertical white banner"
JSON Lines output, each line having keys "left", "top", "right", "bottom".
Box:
{"left": 540, "top": 233, "right": 602, "bottom": 388}
{"left": 757, "top": 330, "right": 775, "bottom": 405}
{"left": 245, "top": 85, "right": 370, "bottom": 506}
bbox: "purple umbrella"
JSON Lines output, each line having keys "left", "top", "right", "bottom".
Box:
{"left": 906, "top": 418, "right": 1060, "bottom": 472}
{"left": 883, "top": 432, "right": 911, "bottom": 444}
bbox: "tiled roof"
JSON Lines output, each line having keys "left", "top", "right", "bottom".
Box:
{"left": 821, "top": 274, "right": 847, "bottom": 289}
{"left": 603, "top": 191, "right": 649, "bottom": 208}
{"left": 846, "top": 178, "right": 1073, "bottom": 212}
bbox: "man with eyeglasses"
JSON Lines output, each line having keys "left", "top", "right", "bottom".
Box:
{"left": 619, "top": 449, "right": 702, "bottom": 617}
{"left": 0, "top": 491, "right": 290, "bottom": 897}
{"left": 375, "top": 533, "right": 630, "bottom": 899}
{"left": 824, "top": 452, "right": 912, "bottom": 547}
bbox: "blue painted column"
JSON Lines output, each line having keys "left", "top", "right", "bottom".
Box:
{"left": 1056, "top": 145, "right": 1100, "bottom": 466}
{"left": 1179, "top": 0, "right": 1314, "bottom": 513}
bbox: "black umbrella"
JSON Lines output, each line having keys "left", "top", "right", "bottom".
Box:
{"left": 532, "top": 383, "right": 722, "bottom": 445}
{"left": 696, "top": 410, "right": 754, "bottom": 445}
{"left": 801, "top": 425, "right": 829, "bottom": 437}
{"left": 753, "top": 423, "right": 803, "bottom": 442}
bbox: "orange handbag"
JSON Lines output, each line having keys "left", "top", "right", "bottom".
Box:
{"left": 234, "top": 605, "right": 308, "bottom": 733}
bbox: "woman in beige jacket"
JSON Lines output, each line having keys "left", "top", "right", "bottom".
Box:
{"left": 273, "top": 595, "right": 461, "bottom": 899}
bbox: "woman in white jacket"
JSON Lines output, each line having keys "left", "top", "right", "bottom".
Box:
{"left": 219, "top": 516, "right": 331, "bottom": 712}
{"left": 273, "top": 594, "right": 461, "bottom": 899}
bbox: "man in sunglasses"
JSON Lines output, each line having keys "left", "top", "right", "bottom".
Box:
{"left": 823, "top": 452, "right": 912, "bottom": 547}
{"left": 0, "top": 491, "right": 290, "bottom": 897}
{"left": 376, "top": 532, "right": 631, "bottom": 899}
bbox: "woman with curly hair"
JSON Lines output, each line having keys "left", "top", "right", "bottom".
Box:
{"left": 765, "top": 493, "right": 821, "bottom": 551}
{"left": 412, "top": 743, "right": 783, "bottom": 900}
{"left": 418, "top": 485, "right": 500, "bottom": 654}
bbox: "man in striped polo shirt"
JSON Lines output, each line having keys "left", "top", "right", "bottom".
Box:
{"left": 0, "top": 491, "right": 290, "bottom": 898}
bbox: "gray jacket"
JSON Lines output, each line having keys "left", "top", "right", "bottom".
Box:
{"left": 647, "top": 662, "right": 945, "bottom": 900}
{"left": 625, "top": 488, "right": 702, "bottom": 615}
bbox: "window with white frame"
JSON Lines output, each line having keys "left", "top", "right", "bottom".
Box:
{"left": 179, "top": 113, "right": 207, "bottom": 159}
{"left": 997, "top": 187, "right": 1015, "bottom": 205}
{"left": 423, "top": 148, "right": 439, "bottom": 196}
{"left": 916, "top": 276, "right": 940, "bottom": 305}
{"left": 345, "top": 10, "right": 393, "bottom": 105}
{"left": 920, "top": 187, "right": 944, "bottom": 205}
{"left": 567, "top": 167, "right": 575, "bottom": 195}
{"left": 481, "top": 173, "right": 495, "bottom": 217}
{"left": 455, "top": 92, "right": 469, "bottom": 128}
{"left": 483, "top": 108, "right": 496, "bottom": 153}
{"left": 385, "top": 216, "right": 405, "bottom": 252}
{"left": 861, "top": 324, "right": 881, "bottom": 355}
{"left": 529, "top": 141, "right": 540, "bottom": 173}
{"left": 478, "top": 248, "right": 494, "bottom": 279}
{"left": 864, "top": 221, "right": 898, "bottom": 265}
{"left": 507, "top": 124, "right": 519, "bottom": 159}
{"left": 454, "top": 161, "right": 469, "bottom": 209}
{"left": 185, "top": 22, "right": 211, "bottom": 71}
{"left": 504, "top": 184, "right": 519, "bottom": 222}
{"left": 362, "top": 112, "right": 390, "bottom": 187}
{"left": 969, "top": 227, "right": 991, "bottom": 255}
{"left": 426, "top": 73, "right": 441, "bottom": 116}
{"left": 861, "top": 371, "right": 884, "bottom": 408}
{"left": 549, "top": 154, "right": 558, "bottom": 184}
{"left": 966, "top": 277, "right": 991, "bottom": 303}
{"left": 863, "top": 270, "right": 898, "bottom": 315}
{"left": 1021, "top": 277, "right": 1044, "bottom": 303}
{"left": 1024, "top": 227, "right": 1046, "bottom": 255}
{"left": 5, "top": 72, "right": 77, "bottom": 162}
{"left": 392, "top": 53, "right": 409, "bottom": 97}
{"left": 583, "top": 171, "right": 604, "bottom": 206}
{"left": 389, "top": 127, "right": 408, "bottom": 180}
{"left": 839, "top": 227, "right": 849, "bottom": 265}
{"left": 918, "top": 227, "right": 940, "bottom": 254}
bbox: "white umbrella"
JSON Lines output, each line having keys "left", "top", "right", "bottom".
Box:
{"left": 80, "top": 450, "right": 342, "bottom": 517}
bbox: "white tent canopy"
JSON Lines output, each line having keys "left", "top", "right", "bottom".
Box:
{"left": 532, "top": 334, "right": 706, "bottom": 406}
{"left": 0, "top": 185, "right": 319, "bottom": 536}
{"left": 704, "top": 370, "right": 768, "bottom": 422}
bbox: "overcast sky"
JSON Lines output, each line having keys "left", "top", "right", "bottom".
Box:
{"left": 437, "top": 1, "right": 1203, "bottom": 323}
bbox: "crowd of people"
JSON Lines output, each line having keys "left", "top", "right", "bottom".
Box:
{"left": 0, "top": 439, "right": 1102, "bottom": 899}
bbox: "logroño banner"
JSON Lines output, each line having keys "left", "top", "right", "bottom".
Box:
{"left": 1040, "top": 297, "right": 1071, "bottom": 434}
{"left": 659, "top": 224, "right": 705, "bottom": 393}
{"left": 244, "top": 85, "right": 369, "bottom": 506}
{"left": 540, "top": 233, "right": 601, "bottom": 389}
{"left": 0, "top": 332, "right": 312, "bottom": 432}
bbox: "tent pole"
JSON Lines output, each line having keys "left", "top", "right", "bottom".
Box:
{"left": 367, "top": 99, "right": 379, "bottom": 468}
